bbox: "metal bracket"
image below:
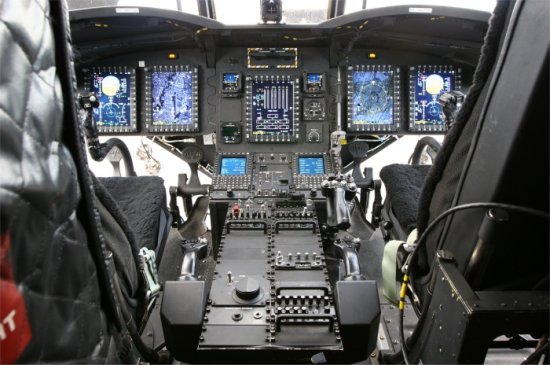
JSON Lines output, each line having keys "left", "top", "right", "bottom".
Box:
{"left": 139, "top": 248, "right": 161, "bottom": 299}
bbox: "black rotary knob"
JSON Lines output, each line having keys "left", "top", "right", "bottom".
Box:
{"left": 235, "top": 277, "right": 261, "bottom": 301}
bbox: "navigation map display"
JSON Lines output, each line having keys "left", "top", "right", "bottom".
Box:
{"left": 347, "top": 65, "right": 400, "bottom": 132}
{"left": 146, "top": 66, "right": 198, "bottom": 133}
{"left": 152, "top": 71, "right": 193, "bottom": 125}
{"left": 409, "top": 65, "right": 461, "bottom": 132}
{"left": 88, "top": 67, "right": 136, "bottom": 133}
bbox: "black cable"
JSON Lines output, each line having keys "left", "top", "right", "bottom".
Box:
{"left": 398, "top": 310, "right": 411, "bottom": 365}
{"left": 113, "top": 275, "right": 172, "bottom": 364}
{"left": 398, "top": 202, "right": 549, "bottom": 364}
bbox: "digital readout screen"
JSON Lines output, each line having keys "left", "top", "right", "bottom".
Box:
{"left": 298, "top": 157, "right": 325, "bottom": 175}
{"left": 220, "top": 157, "right": 247, "bottom": 175}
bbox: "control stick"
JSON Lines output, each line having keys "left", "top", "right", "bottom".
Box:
{"left": 321, "top": 174, "right": 357, "bottom": 229}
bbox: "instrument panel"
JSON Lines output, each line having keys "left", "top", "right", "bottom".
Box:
{"left": 78, "top": 48, "right": 472, "bottom": 146}
{"left": 73, "top": 6, "right": 482, "bottom": 170}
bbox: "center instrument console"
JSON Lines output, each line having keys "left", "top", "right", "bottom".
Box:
{"left": 162, "top": 151, "right": 380, "bottom": 363}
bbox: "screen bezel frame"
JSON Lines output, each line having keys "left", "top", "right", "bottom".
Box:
{"left": 144, "top": 65, "right": 199, "bottom": 134}
{"left": 245, "top": 74, "right": 300, "bottom": 143}
{"left": 346, "top": 64, "right": 401, "bottom": 133}
{"left": 85, "top": 66, "right": 138, "bottom": 134}
{"left": 408, "top": 65, "right": 462, "bottom": 133}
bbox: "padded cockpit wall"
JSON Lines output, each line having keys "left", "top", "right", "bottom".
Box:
{"left": 0, "top": 0, "right": 113, "bottom": 362}
{"left": 442, "top": 0, "right": 549, "bottom": 290}
{"left": 415, "top": 0, "right": 548, "bottom": 297}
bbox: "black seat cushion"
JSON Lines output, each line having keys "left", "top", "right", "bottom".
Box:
{"left": 380, "top": 164, "right": 431, "bottom": 234}
{"left": 99, "top": 176, "right": 166, "bottom": 250}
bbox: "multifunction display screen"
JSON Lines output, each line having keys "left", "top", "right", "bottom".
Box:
{"left": 410, "top": 66, "right": 460, "bottom": 131}
{"left": 145, "top": 65, "right": 198, "bottom": 133}
{"left": 151, "top": 70, "right": 194, "bottom": 126}
{"left": 251, "top": 79, "right": 294, "bottom": 136}
{"left": 350, "top": 70, "right": 394, "bottom": 125}
{"left": 347, "top": 66, "right": 400, "bottom": 132}
{"left": 89, "top": 67, "right": 136, "bottom": 132}
{"left": 247, "top": 75, "right": 299, "bottom": 142}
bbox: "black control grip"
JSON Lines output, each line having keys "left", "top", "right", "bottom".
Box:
{"left": 178, "top": 184, "right": 209, "bottom": 197}
{"left": 327, "top": 186, "right": 351, "bottom": 229}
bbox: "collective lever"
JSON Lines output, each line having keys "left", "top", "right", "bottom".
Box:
{"left": 179, "top": 238, "right": 208, "bottom": 281}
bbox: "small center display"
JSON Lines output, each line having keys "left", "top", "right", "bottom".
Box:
{"left": 220, "top": 157, "right": 247, "bottom": 175}
{"left": 298, "top": 157, "right": 325, "bottom": 175}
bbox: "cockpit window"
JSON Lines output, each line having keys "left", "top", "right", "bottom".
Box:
{"left": 68, "top": 0, "right": 199, "bottom": 15}
{"left": 213, "top": 0, "right": 261, "bottom": 25}
{"left": 344, "top": 0, "right": 497, "bottom": 14}
{"left": 282, "top": 0, "right": 328, "bottom": 24}
{"left": 213, "top": 0, "right": 328, "bottom": 25}
{"left": 68, "top": 0, "right": 496, "bottom": 20}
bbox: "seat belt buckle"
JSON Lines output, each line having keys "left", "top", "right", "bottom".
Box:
{"left": 139, "top": 248, "right": 161, "bottom": 299}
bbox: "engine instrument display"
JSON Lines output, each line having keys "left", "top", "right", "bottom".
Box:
{"left": 298, "top": 156, "right": 325, "bottom": 175}
{"left": 221, "top": 72, "right": 242, "bottom": 97}
{"left": 87, "top": 66, "right": 137, "bottom": 133}
{"left": 220, "top": 157, "right": 247, "bottom": 175}
{"left": 347, "top": 65, "right": 400, "bottom": 133}
{"left": 246, "top": 75, "right": 300, "bottom": 143}
{"left": 409, "top": 65, "right": 461, "bottom": 132}
{"left": 145, "top": 65, "right": 198, "bottom": 133}
{"left": 304, "top": 72, "right": 325, "bottom": 94}
{"left": 220, "top": 122, "right": 242, "bottom": 144}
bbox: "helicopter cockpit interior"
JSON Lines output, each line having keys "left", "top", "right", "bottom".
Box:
{"left": 0, "top": 0, "right": 548, "bottom": 364}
